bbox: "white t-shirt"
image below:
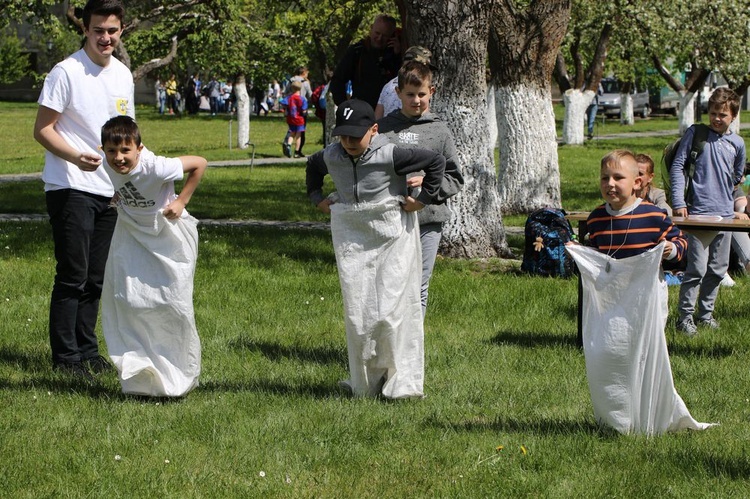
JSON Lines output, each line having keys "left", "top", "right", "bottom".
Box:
{"left": 38, "top": 49, "right": 135, "bottom": 196}
{"left": 377, "top": 76, "right": 401, "bottom": 116}
{"left": 106, "top": 148, "right": 184, "bottom": 219}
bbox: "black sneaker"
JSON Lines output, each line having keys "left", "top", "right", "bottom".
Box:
{"left": 85, "top": 355, "right": 114, "bottom": 374}
{"left": 294, "top": 151, "right": 305, "bottom": 158}
{"left": 282, "top": 142, "right": 292, "bottom": 158}
{"left": 53, "top": 361, "right": 95, "bottom": 382}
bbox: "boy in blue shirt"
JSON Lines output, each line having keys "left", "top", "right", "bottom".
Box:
{"left": 670, "top": 88, "right": 746, "bottom": 336}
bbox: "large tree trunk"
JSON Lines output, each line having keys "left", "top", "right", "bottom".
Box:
{"left": 488, "top": 0, "right": 570, "bottom": 214}
{"left": 620, "top": 93, "right": 634, "bottom": 125}
{"left": 677, "top": 91, "right": 697, "bottom": 135}
{"left": 496, "top": 84, "right": 560, "bottom": 213}
{"left": 562, "top": 89, "right": 594, "bottom": 145}
{"left": 400, "top": 0, "right": 508, "bottom": 257}
{"left": 487, "top": 85, "right": 498, "bottom": 151}
{"left": 235, "top": 74, "right": 250, "bottom": 149}
{"left": 730, "top": 114, "right": 741, "bottom": 134}
{"left": 325, "top": 87, "right": 336, "bottom": 147}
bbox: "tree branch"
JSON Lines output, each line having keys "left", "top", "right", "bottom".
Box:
{"left": 131, "top": 36, "right": 179, "bottom": 83}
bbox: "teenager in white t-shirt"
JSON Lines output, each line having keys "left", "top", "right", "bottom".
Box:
{"left": 33, "top": 0, "right": 134, "bottom": 379}
{"left": 99, "top": 115, "right": 206, "bottom": 397}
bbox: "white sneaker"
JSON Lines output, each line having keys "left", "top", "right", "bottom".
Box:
{"left": 720, "top": 273, "right": 735, "bottom": 287}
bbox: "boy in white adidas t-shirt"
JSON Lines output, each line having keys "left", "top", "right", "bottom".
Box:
{"left": 98, "top": 115, "right": 206, "bottom": 397}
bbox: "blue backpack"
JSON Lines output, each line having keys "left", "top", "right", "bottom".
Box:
{"left": 521, "top": 208, "right": 577, "bottom": 278}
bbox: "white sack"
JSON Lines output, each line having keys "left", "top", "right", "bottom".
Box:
{"left": 566, "top": 243, "right": 714, "bottom": 435}
{"left": 330, "top": 198, "right": 424, "bottom": 399}
{"left": 103, "top": 209, "right": 201, "bottom": 397}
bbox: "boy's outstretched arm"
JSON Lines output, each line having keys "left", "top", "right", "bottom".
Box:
{"left": 164, "top": 156, "right": 207, "bottom": 220}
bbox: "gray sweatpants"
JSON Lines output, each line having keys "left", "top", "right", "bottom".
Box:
{"left": 678, "top": 231, "right": 731, "bottom": 321}
{"left": 419, "top": 222, "right": 443, "bottom": 316}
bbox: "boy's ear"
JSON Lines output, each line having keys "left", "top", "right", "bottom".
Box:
{"left": 633, "top": 174, "right": 643, "bottom": 191}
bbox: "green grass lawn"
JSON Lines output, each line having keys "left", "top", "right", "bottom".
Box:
{"left": 2, "top": 101, "right": 750, "bottom": 496}
{"left": 4, "top": 220, "right": 750, "bottom": 497}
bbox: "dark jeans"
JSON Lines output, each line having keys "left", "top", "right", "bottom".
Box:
{"left": 46, "top": 189, "right": 117, "bottom": 364}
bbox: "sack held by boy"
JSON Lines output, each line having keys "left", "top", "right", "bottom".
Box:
{"left": 306, "top": 99, "right": 450, "bottom": 399}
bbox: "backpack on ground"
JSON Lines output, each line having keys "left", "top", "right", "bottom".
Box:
{"left": 521, "top": 208, "right": 577, "bottom": 278}
{"left": 661, "top": 123, "right": 710, "bottom": 206}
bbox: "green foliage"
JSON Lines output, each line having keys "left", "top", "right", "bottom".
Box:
{"left": 0, "top": 29, "right": 29, "bottom": 84}
{"left": 640, "top": 0, "right": 750, "bottom": 87}
{"left": 245, "top": 0, "right": 396, "bottom": 85}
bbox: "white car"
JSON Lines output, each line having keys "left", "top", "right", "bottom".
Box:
{"left": 598, "top": 78, "right": 651, "bottom": 118}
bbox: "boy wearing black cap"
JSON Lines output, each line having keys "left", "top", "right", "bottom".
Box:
{"left": 306, "top": 99, "right": 447, "bottom": 399}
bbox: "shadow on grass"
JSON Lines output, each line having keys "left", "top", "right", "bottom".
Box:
{"left": 0, "top": 344, "right": 49, "bottom": 371}
{"left": 0, "top": 344, "right": 192, "bottom": 402}
{"left": 0, "top": 180, "right": 45, "bottom": 214}
{"left": 490, "top": 329, "right": 580, "bottom": 350}
{"left": 0, "top": 373, "right": 119, "bottom": 398}
{"left": 227, "top": 336, "right": 347, "bottom": 365}
{"left": 425, "top": 414, "right": 604, "bottom": 437}
{"left": 199, "top": 377, "right": 343, "bottom": 398}
{"left": 664, "top": 341, "right": 736, "bottom": 359}
{"left": 198, "top": 225, "right": 336, "bottom": 267}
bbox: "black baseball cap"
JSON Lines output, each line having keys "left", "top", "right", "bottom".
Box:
{"left": 332, "top": 99, "right": 376, "bottom": 138}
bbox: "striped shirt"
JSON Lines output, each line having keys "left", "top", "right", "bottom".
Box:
{"left": 587, "top": 200, "right": 687, "bottom": 261}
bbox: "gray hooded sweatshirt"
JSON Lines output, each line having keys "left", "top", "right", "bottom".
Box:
{"left": 306, "top": 133, "right": 447, "bottom": 208}
{"left": 377, "top": 110, "right": 464, "bottom": 225}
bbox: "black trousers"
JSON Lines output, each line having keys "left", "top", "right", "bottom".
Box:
{"left": 46, "top": 189, "right": 117, "bottom": 364}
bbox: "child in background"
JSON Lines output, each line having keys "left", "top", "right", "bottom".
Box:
{"left": 306, "top": 99, "right": 447, "bottom": 399}
{"left": 670, "top": 88, "right": 746, "bottom": 337}
{"left": 377, "top": 59, "right": 464, "bottom": 315}
{"left": 99, "top": 115, "right": 206, "bottom": 397}
{"left": 635, "top": 153, "right": 672, "bottom": 216}
{"left": 284, "top": 80, "right": 306, "bottom": 158}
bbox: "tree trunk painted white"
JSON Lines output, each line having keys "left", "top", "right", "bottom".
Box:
{"left": 435, "top": 91, "right": 508, "bottom": 257}
{"left": 325, "top": 87, "right": 336, "bottom": 147}
{"left": 730, "top": 115, "right": 741, "bottom": 134}
{"left": 496, "top": 83, "right": 560, "bottom": 213}
{"left": 677, "top": 91, "right": 697, "bottom": 135}
{"left": 488, "top": 85, "right": 498, "bottom": 150}
{"left": 562, "top": 88, "right": 594, "bottom": 145}
{"left": 620, "top": 93, "right": 634, "bottom": 125}
{"left": 403, "top": 0, "right": 508, "bottom": 257}
{"left": 235, "top": 75, "right": 250, "bottom": 149}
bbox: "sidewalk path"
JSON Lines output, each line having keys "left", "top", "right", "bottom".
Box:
{"left": 0, "top": 156, "right": 306, "bottom": 184}
{"left": 1, "top": 125, "right": 740, "bottom": 236}
{"left": 0, "top": 212, "right": 525, "bottom": 236}
{"left": 4, "top": 124, "right": 748, "bottom": 181}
